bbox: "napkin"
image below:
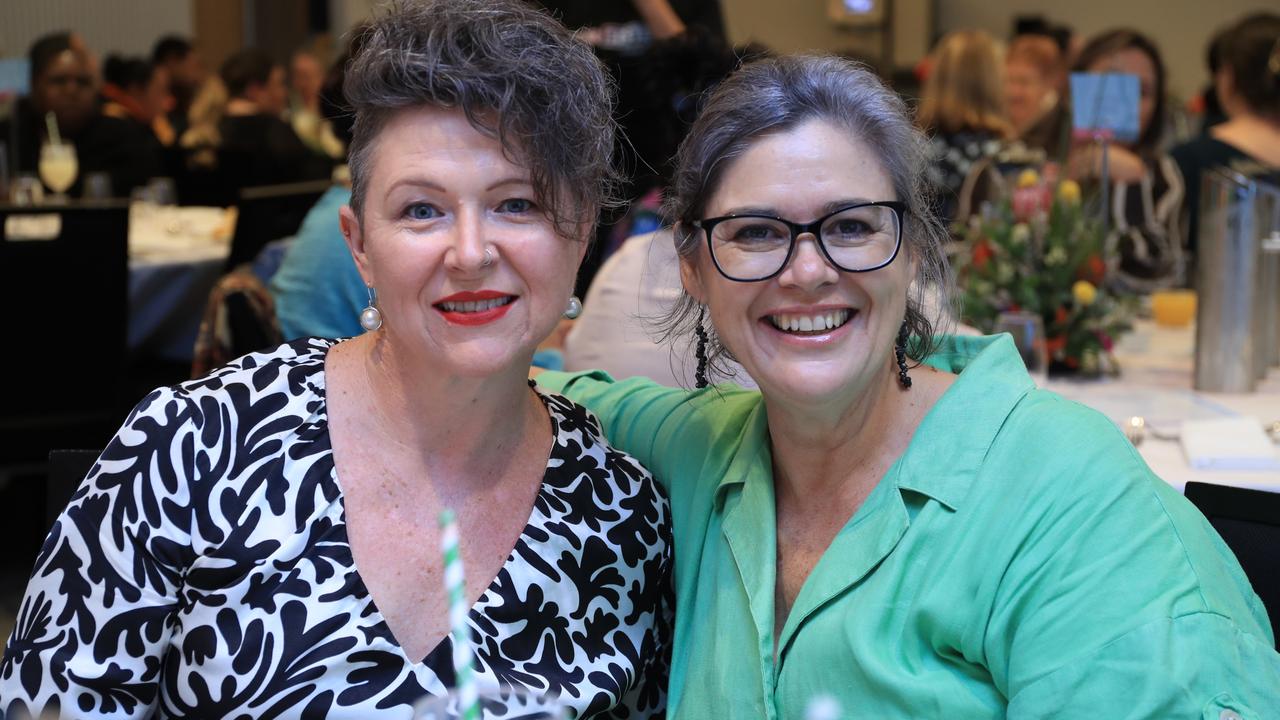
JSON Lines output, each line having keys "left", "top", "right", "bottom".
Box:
{"left": 1180, "top": 417, "right": 1280, "bottom": 471}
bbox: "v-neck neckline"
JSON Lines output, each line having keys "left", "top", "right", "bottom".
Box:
{"left": 316, "top": 339, "right": 562, "bottom": 667}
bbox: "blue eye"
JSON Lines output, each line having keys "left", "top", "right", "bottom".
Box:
{"left": 405, "top": 203, "right": 440, "bottom": 221}
{"left": 498, "top": 198, "right": 535, "bottom": 214}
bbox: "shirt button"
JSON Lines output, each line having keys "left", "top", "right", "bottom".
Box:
{"left": 1220, "top": 710, "right": 1242, "bottom": 720}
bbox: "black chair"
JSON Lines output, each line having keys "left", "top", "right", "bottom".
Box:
{"left": 1184, "top": 481, "right": 1280, "bottom": 646}
{"left": 225, "top": 179, "right": 330, "bottom": 271}
{"left": 0, "top": 203, "right": 130, "bottom": 467}
{"left": 46, "top": 449, "right": 101, "bottom": 530}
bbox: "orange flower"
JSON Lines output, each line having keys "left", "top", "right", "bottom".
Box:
{"left": 1054, "top": 306, "right": 1070, "bottom": 325}
{"left": 1046, "top": 335, "right": 1067, "bottom": 356}
{"left": 1077, "top": 254, "right": 1106, "bottom": 284}
{"left": 973, "top": 241, "right": 993, "bottom": 269}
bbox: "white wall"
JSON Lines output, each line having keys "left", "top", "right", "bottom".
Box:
{"left": 0, "top": 0, "right": 193, "bottom": 59}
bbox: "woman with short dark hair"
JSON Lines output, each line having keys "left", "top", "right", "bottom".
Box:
{"left": 0, "top": 2, "right": 671, "bottom": 718}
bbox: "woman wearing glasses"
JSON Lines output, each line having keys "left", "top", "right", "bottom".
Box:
{"left": 538, "top": 55, "right": 1280, "bottom": 717}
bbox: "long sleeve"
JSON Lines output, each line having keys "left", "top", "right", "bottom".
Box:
{"left": 977, "top": 398, "right": 1280, "bottom": 718}
{"left": 1, "top": 387, "right": 199, "bottom": 719}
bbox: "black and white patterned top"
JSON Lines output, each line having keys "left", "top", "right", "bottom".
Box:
{"left": 1, "top": 338, "right": 672, "bottom": 720}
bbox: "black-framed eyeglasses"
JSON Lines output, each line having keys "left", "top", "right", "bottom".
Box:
{"left": 691, "top": 201, "right": 906, "bottom": 282}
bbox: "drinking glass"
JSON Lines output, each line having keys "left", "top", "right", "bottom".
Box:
{"left": 995, "top": 310, "right": 1048, "bottom": 384}
{"left": 1150, "top": 289, "right": 1196, "bottom": 327}
{"left": 10, "top": 174, "right": 45, "bottom": 206}
{"left": 39, "top": 141, "right": 78, "bottom": 204}
{"left": 412, "top": 686, "right": 569, "bottom": 720}
{"left": 146, "top": 176, "right": 177, "bottom": 206}
{"left": 82, "top": 171, "right": 113, "bottom": 201}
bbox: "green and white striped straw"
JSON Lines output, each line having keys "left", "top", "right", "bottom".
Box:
{"left": 439, "top": 508, "right": 480, "bottom": 720}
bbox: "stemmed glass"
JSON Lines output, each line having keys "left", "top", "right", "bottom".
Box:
{"left": 38, "top": 141, "right": 78, "bottom": 204}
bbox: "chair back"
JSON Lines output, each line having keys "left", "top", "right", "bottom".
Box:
{"left": 0, "top": 203, "right": 130, "bottom": 464}
{"left": 225, "top": 179, "right": 330, "bottom": 271}
{"left": 192, "top": 265, "right": 284, "bottom": 377}
{"left": 46, "top": 449, "right": 101, "bottom": 530}
{"left": 1184, "top": 481, "right": 1280, "bottom": 647}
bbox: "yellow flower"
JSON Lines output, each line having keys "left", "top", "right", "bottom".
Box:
{"left": 1058, "top": 179, "right": 1082, "bottom": 205}
{"left": 1073, "top": 280, "right": 1097, "bottom": 306}
{"left": 1010, "top": 223, "right": 1031, "bottom": 245}
{"left": 1017, "top": 169, "right": 1040, "bottom": 188}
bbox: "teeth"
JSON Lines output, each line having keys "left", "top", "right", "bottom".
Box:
{"left": 769, "top": 309, "right": 851, "bottom": 333}
{"left": 440, "top": 297, "right": 511, "bottom": 312}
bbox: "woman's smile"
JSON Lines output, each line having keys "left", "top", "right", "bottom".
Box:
{"left": 434, "top": 290, "right": 517, "bottom": 326}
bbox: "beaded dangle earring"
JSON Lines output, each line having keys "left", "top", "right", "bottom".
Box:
{"left": 895, "top": 321, "right": 912, "bottom": 389}
{"left": 695, "top": 307, "right": 709, "bottom": 389}
{"left": 360, "top": 286, "right": 383, "bottom": 332}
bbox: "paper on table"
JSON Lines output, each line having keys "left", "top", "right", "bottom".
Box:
{"left": 1180, "top": 417, "right": 1280, "bottom": 471}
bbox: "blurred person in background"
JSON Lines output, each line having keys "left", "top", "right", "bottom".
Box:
{"left": 218, "top": 48, "right": 332, "bottom": 190}
{"left": 916, "top": 30, "right": 1015, "bottom": 225}
{"left": 1006, "top": 34, "right": 1065, "bottom": 157}
{"left": 1067, "top": 29, "right": 1184, "bottom": 291}
{"left": 269, "top": 36, "right": 363, "bottom": 341}
{"left": 535, "top": 0, "right": 726, "bottom": 295}
{"left": 1190, "top": 27, "right": 1232, "bottom": 136}
{"left": 1, "top": 31, "right": 159, "bottom": 197}
{"left": 152, "top": 35, "right": 206, "bottom": 137}
{"left": 177, "top": 75, "right": 226, "bottom": 172}
{"left": 561, "top": 29, "right": 762, "bottom": 386}
{"left": 288, "top": 48, "right": 342, "bottom": 158}
{"left": 1172, "top": 13, "right": 1280, "bottom": 259}
{"left": 102, "top": 55, "right": 175, "bottom": 147}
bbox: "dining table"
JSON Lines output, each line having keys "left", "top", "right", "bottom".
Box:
{"left": 1044, "top": 318, "right": 1280, "bottom": 494}
{"left": 128, "top": 204, "right": 234, "bottom": 362}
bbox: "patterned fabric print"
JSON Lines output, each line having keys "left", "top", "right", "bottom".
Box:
{"left": 925, "top": 130, "right": 1006, "bottom": 224}
{"left": 1, "top": 338, "right": 672, "bottom": 720}
{"left": 1105, "top": 155, "right": 1185, "bottom": 293}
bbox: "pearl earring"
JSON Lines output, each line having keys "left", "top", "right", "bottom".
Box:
{"left": 360, "top": 286, "right": 383, "bottom": 331}
{"left": 564, "top": 295, "right": 582, "bottom": 319}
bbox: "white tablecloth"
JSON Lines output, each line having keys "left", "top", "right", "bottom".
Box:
{"left": 1044, "top": 320, "right": 1280, "bottom": 493}
{"left": 128, "top": 205, "right": 233, "bottom": 361}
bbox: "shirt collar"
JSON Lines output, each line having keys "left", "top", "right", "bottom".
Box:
{"left": 895, "top": 333, "right": 1035, "bottom": 510}
{"left": 711, "top": 334, "right": 1034, "bottom": 511}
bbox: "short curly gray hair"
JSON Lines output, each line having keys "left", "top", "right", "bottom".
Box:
{"left": 343, "top": 0, "right": 620, "bottom": 238}
{"left": 660, "top": 54, "right": 955, "bottom": 375}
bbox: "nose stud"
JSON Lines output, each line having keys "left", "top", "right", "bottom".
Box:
{"left": 481, "top": 248, "right": 495, "bottom": 267}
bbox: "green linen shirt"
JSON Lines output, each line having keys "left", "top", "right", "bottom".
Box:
{"left": 538, "top": 334, "right": 1280, "bottom": 719}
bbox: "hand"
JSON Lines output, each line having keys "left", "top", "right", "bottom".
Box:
{"left": 630, "top": 0, "right": 686, "bottom": 39}
{"left": 1066, "top": 143, "right": 1147, "bottom": 184}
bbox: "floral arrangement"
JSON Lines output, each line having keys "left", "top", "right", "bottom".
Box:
{"left": 956, "top": 167, "right": 1137, "bottom": 376}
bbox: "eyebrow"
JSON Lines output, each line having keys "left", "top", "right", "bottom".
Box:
{"left": 716, "top": 198, "right": 877, "bottom": 219}
{"left": 383, "top": 176, "right": 532, "bottom": 195}
{"left": 386, "top": 177, "right": 447, "bottom": 195}
{"left": 486, "top": 177, "right": 533, "bottom": 192}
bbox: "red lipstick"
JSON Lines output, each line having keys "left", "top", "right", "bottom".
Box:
{"left": 433, "top": 290, "right": 516, "bottom": 326}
